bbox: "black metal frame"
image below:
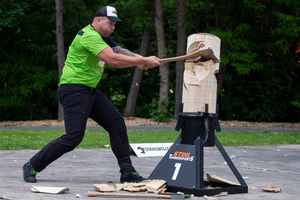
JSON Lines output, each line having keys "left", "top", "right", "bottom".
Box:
{"left": 148, "top": 103, "right": 248, "bottom": 196}
{"left": 165, "top": 135, "right": 248, "bottom": 196}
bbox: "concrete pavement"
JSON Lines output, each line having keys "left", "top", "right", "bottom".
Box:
{"left": 1, "top": 143, "right": 299, "bottom": 200}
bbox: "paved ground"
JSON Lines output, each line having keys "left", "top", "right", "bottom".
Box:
{"left": 1, "top": 126, "right": 300, "bottom": 200}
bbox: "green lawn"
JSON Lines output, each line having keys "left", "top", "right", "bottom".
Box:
{"left": 0, "top": 129, "right": 299, "bottom": 150}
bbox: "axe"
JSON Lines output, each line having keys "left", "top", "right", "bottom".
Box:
{"left": 158, "top": 47, "right": 220, "bottom": 64}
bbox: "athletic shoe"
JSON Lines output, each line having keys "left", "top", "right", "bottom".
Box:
{"left": 120, "top": 171, "right": 146, "bottom": 183}
{"left": 22, "top": 162, "right": 37, "bottom": 183}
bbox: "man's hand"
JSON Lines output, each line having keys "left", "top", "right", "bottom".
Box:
{"left": 146, "top": 56, "right": 160, "bottom": 68}
{"left": 138, "top": 56, "right": 160, "bottom": 70}
{"left": 137, "top": 65, "right": 148, "bottom": 70}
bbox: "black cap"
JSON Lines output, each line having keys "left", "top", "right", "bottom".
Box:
{"left": 95, "top": 6, "right": 122, "bottom": 22}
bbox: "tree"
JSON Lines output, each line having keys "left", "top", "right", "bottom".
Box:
{"left": 0, "top": 0, "right": 58, "bottom": 121}
{"left": 55, "top": 0, "right": 65, "bottom": 121}
{"left": 155, "top": 0, "right": 170, "bottom": 111}
{"left": 124, "top": 0, "right": 155, "bottom": 117}
{"left": 209, "top": 0, "right": 300, "bottom": 122}
{"left": 0, "top": 0, "right": 299, "bottom": 122}
{"left": 174, "top": 0, "right": 186, "bottom": 119}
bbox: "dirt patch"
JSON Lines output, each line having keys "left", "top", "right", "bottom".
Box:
{"left": 0, "top": 117, "right": 299, "bottom": 129}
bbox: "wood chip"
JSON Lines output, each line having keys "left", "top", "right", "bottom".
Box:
{"left": 116, "top": 183, "right": 128, "bottom": 191}
{"left": 203, "top": 195, "right": 216, "bottom": 200}
{"left": 31, "top": 186, "right": 70, "bottom": 194}
{"left": 215, "top": 191, "right": 228, "bottom": 197}
{"left": 94, "top": 179, "right": 166, "bottom": 194}
{"left": 261, "top": 186, "right": 281, "bottom": 193}
{"left": 123, "top": 183, "right": 146, "bottom": 192}
{"left": 207, "top": 173, "right": 240, "bottom": 186}
{"left": 248, "top": 186, "right": 257, "bottom": 190}
{"left": 146, "top": 180, "right": 167, "bottom": 193}
{"left": 106, "top": 179, "right": 113, "bottom": 183}
{"left": 133, "top": 182, "right": 147, "bottom": 187}
{"left": 93, "top": 184, "right": 115, "bottom": 192}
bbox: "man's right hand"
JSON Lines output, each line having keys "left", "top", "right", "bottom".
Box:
{"left": 144, "top": 56, "right": 160, "bottom": 69}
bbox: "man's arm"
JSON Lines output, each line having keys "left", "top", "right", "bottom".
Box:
{"left": 112, "top": 46, "right": 137, "bottom": 57}
{"left": 112, "top": 46, "right": 152, "bottom": 70}
{"left": 97, "top": 46, "right": 159, "bottom": 69}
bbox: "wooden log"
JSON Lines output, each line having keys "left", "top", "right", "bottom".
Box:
{"left": 182, "top": 33, "right": 221, "bottom": 114}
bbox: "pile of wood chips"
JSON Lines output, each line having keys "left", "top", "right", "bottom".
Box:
{"left": 93, "top": 179, "right": 167, "bottom": 194}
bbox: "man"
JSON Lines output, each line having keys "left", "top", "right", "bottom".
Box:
{"left": 22, "top": 6, "right": 160, "bottom": 183}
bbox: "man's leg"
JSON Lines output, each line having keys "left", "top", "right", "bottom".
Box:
{"left": 89, "top": 90, "right": 145, "bottom": 183}
{"left": 23, "top": 85, "right": 96, "bottom": 182}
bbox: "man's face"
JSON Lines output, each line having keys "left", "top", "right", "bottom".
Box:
{"left": 98, "top": 17, "right": 116, "bottom": 37}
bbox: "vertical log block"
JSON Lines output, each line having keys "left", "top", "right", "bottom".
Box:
{"left": 182, "top": 33, "right": 221, "bottom": 114}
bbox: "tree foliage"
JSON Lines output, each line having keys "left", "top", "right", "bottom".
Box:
{"left": 0, "top": 0, "right": 299, "bottom": 122}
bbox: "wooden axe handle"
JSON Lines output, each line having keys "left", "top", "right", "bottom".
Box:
{"left": 158, "top": 50, "right": 201, "bottom": 64}
{"left": 87, "top": 191, "right": 172, "bottom": 199}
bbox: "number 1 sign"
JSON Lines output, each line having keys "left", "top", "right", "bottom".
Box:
{"left": 148, "top": 135, "right": 204, "bottom": 190}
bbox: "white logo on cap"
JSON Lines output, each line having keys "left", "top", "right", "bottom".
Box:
{"left": 107, "top": 6, "right": 118, "bottom": 17}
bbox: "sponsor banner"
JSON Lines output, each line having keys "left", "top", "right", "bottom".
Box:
{"left": 130, "top": 143, "right": 173, "bottom": 157}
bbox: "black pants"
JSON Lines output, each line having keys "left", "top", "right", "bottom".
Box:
{"left": 30, "top": 84, "right": 134, "bottom": 173}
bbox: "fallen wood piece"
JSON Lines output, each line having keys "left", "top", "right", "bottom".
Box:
{"left": 203, "top": 195, "right": 216, "bottom": 200}
{"left": 146, "top": 180, "right": 167, "bottom": 193}
{"left": 215, "top": 191, "right": 228, "bottom": 197}
{"left": 31, "top": 186, "right": 70, "bottom": 194}
{"left": 248, "top": 186, "right": 257, "bottom": 190}
{"left": 93, "top": 184, "right": 115, "bottom": 192}
{"left": 133, "top": 182, "right": 147, "bottom": 187}
{"left": 87, "top": 191, "right": 184, "bottom": 199}
{"left": 147, "top": 184, "right": 167, "bottom": 193}
{"left": 261, "top": 186, "right": 281, "bottom": 193}
{"left": 116, "top": 183, "right": 128, "bottom": 191}
{"left": 123, "top": 183, "right": 147, "bottom": 192}
{"left": 207, "top": 173, "right": 240, "bottom": 186}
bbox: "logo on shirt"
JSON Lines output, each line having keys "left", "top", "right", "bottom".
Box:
{"left": 97, "top": 61, "right": 105, "bottom": 73}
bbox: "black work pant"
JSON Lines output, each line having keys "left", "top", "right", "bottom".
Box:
{"left": 30, "top": 84, "right": 134, "bottom": 173}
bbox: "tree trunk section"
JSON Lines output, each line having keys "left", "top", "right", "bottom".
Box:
{"left": 174, "top": 0, "right": 186, "bottom": 120}
{"left": 124, "top": 0, "right": 155, "bottom": 117}
{"left": 155, "top": 0, "right": 169, "bottom": 110}
{"left": 182, "top": 33, "right": 221, "bottom": 114}
{"left": 55, "top": 0, "right": 65, "bottom": 121}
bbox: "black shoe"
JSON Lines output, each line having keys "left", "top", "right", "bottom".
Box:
{"left": 22, "top": 162, "right": 37, "bottom": 183}
{"left": 120, "top": 171, "right": 146, "bottom": 183}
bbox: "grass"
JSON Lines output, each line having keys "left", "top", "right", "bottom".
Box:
{"left": 0, "top": 129, "right": 299, "bottom": 150}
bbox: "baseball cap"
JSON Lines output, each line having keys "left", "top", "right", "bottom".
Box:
{"left": 95, "top": 6, "right": 122, "bottom": 22}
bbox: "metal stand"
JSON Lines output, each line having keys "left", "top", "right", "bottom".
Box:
{"left": 148, "top": 104, "right": 248, "bottom": 196}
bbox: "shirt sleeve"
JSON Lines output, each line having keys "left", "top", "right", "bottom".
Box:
{"left": 103, "top": 36, "right": 118, "bottom": 48}
{"left": 80, "top": 34, "right": 109, "bottom": 56}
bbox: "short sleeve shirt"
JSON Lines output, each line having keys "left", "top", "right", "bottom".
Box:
{"left": 59, "top": 25, "right": 114, "bottom": 88}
